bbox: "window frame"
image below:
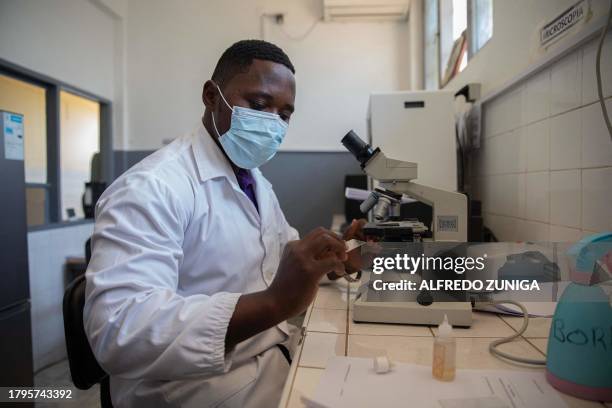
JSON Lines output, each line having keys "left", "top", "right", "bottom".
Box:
{"left": 0, "top": 57, "right": 113, "bottom": 231}
{"left": 424, "top": 0, "right": 441, "bottom": 90}
{"left": 424, "top": 0, "right": 493, "bottom": 89}
{"left": 468, "top": 0, "right": 494, "bottom": 58}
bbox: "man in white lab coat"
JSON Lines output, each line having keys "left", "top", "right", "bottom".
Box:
{"left": 84, "top": 40, "right": 362, "bottom": 407}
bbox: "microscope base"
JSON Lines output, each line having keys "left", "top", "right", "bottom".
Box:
{"left": 352, "top": 297, "right": 473, "bottom": 327}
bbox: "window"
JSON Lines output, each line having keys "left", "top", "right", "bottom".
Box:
{"left": 424, "top": 0, "right": 493, "bottom": 89}
{"left": 0, "top": 61, "right": 112, "bottom": 229}
{"left": 0, "top": 74, "right": 49, "bottom": 226}
{"left": 439, "top": 0, "right": 468, "bottom": 86}
{"left": 424, "top": 0, "right": 440, "bottom": 90}
{"left": 60, "top": 91, "right": 100, "bottom": 220}
{"left": 469, "top": 0, "right": 493, "bottom": 56}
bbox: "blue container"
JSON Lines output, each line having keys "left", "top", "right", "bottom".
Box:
{"left": 546, "top": 233, "right": 612, "bottom": 401}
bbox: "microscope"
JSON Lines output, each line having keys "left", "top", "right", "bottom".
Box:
{"left": 342, "top": 130, "right": 473, "bottom": 327}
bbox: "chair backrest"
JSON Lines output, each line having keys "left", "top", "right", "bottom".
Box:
{"left": 62, "top": 274, "right": 107, "bottom": 390}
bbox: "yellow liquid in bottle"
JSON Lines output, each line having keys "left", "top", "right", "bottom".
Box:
{"left": 432, "top": 339, "right": 456, "bottom": 381}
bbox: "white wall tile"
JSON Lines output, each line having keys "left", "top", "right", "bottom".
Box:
{"left": 483, "top": 99, "right": 503, "bottom": 138}
{"left": 481, "top": 176, "right": 494, "bottom": 213}
{"left": 479, "top": 138, "right": 494, "bottom": 176}
{"left": 550, "top": 170, "right": 581, "bottom": 228}
{"left": 498, "top": 129, "right": 527, "bottom": 174}
{"left": 582, "top": 167, "right": 612, "bottom": 232}
{"left": 483, "top": 213, "right": 519, "bottom": 241}
{"left": 519, "top": 220, "right": 550, "bottom": 242}
{"left": 550, "top": 51, "right": 582, "bottom": 116}
{"left": 488, "top": 175, "right": 504, "bottom": 214}
{"left": 549, "top": 225, "right": 582, "bottom": 242}
{"left": 582, "top": 32, "right": 612, "bottom": 105}
{"left": 550, "top": 109, "right": 581, "bottom": 170}
{"left": 526, "top": 119, "right": 550, "bottom": 172}
{"left": 517, "top": 173, "right": 526, "bottom": 219}
{"left": 478, "top": 35, "right": 612, "bottom": 245}
{"left": 525, "top": 172, "right": 550, "bottom": 222}
{"left": 522, "top": 69, "right": 551, "bottom": 125}
{"left": 496, "top": 174, "right": 522, "bottom": 217}
{"left": 484, "top": 85, "right": 522, "bottom": 137}
{"left": 581, "top": 99, "right": 612, "bottom": 168}
{"left": 483, "top": 131, "right": 522, "bottom": 175}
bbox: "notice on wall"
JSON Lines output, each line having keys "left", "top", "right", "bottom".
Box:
{"left": 540, "top": 0, "right": 590, "bottom": 47}
{"left": 2, "top": 111, "right": 24, "bottom": 161}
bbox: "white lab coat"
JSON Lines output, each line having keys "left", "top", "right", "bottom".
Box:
{"left": 84, "top": 124, "right": 300, "bottom": 407}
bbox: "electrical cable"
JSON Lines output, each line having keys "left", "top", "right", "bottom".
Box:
{"left": 278, "top": 19, "right": 319, "bottom": 41}
{"left": 596, "top": 0, "right": 612, "bottom": 141}
{"left": 479, "top": 300, "right": 547, "bottom": 366}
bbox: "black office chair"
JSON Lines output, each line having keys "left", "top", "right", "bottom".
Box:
{"left": 63, "top": 239, "right": 113, "bottom": 407}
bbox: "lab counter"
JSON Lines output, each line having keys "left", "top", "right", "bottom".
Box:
{"left": 278, "top": 279, "right": 608, "bottom": 408}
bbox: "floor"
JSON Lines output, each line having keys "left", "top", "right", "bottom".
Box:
{"left": 34, "top": 359, "right": 100, "bottom": 407}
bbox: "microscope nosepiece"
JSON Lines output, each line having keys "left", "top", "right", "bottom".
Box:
{"left": 359, "top": 191, "right": 380, "bottom": 214}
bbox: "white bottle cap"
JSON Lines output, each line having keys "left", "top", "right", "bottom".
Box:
{"left": 373, "top": 356, "right": 391, "bottom": 374}
{"left": 437, "top": 314, "right": 453, "bottom": 337}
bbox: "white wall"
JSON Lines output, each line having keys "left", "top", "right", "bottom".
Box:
{"left": 445, "top": 0, "right": 611, "bottom": 97}
{"left": 0, "top": 0, "right": 116, "bottom": 101}
{"left": 264, "top": 1, "right": 410, "bottom": 151}
{"left": 125, "top": 0, "right": 411, "bottom": 151}
{"left": 28, "top": 223, "right": 94, "bottom": 371}
{"left": 469, "top": 32, "right": 612, "bottom": 242}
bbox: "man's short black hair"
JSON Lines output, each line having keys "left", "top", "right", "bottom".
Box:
{"left": 211, "top": 39, "right": 295, "bottom": 87}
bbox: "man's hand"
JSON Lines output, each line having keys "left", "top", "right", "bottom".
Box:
{"left": 327, "top": 219, "right": 367, "bottom": 280}
{"left": 267, "top": 227, "right": 347, "bottom": 317}
{"left": 225, "top": 227, "right": 346, "bottom": 347}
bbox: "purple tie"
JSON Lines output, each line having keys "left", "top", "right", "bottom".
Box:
{"left": 234, "top": 168, "right": 258, "bottom": 212}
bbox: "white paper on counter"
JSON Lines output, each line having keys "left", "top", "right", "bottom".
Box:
{"left": 302, "top": 357, "right": 567, "bottom": 408}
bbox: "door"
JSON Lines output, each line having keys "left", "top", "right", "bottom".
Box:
{"left": 0, "top": 110, "right": 30, "bottom": 310}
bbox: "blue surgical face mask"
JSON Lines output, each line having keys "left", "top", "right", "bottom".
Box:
{"left": 211, "top": 84, "right": 288, "bottom": 169}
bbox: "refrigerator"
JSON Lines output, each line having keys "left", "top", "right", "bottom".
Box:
{"left": 0, "top": 110, "right": 34, "bottom": 386}
{"left": 368, "top": 90, "right": 457, "bottom": 192}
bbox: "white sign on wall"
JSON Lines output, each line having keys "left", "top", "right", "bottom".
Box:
{"left": 540, "top": 0, "right": 590, "bottom": 47}
{"left": 2, "top": 111, "right": 24, "bottom": 161}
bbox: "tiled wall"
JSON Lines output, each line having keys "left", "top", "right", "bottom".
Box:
{"left": 27, "top": 222, "right": 94, "bottom": 371}
{"left": 470, "top": 33, "right": 612, "bottom": 242}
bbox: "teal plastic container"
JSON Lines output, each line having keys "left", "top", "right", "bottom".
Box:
{"left": 546, "top": 233, "right": 612, "bottom": 401}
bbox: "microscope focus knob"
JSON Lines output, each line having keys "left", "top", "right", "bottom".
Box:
{"left": 417, "top": 290, "right": 434, "bottom": 306}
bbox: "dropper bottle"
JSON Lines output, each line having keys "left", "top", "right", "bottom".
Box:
{"left": 432, "top": 314, "right": 456, "bottom": 381}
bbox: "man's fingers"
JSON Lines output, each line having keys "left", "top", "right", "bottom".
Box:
{"left": 344, "top": 218, "right": 367, "bottom": 241}
{"left": 305, "top": 232, "right": 347, "bottom": 261}
{"left": 306, "top": 227, "right": 343, "bottom": 242}
{"left": 315, "top": 257, "right": 346, "bottom": 278}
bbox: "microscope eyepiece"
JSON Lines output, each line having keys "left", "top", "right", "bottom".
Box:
{"left": 341, "top": 130, "right": 376, "bottom": 166}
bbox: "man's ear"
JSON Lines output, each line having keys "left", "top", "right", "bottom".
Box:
{"left": 202, "top": 80, "right": 218, "bottom": 109}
